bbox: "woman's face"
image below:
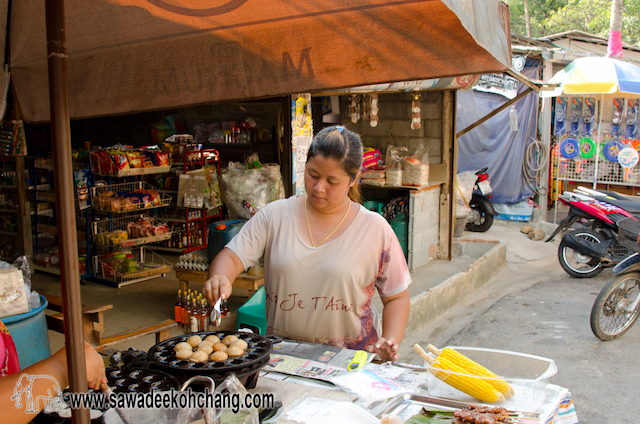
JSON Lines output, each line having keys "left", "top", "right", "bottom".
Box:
{"left": 305, "top": 155, "right": 355, "bottom": 211}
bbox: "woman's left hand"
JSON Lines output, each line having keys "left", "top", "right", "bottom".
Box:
{"left": 366, "top": 336, "right": 400, "bottom": 361}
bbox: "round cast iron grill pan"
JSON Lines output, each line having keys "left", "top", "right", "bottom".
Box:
{"left": 148, "top": 331, "right": 273, "bottom": 374}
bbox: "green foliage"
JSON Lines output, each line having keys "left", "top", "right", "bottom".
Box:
{"left": 505, "top": 0, "right": 640, "bottom": 46}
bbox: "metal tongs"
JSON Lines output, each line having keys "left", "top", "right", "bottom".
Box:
{"left": 209, "top": 297, "right": 222, "bottom": 328}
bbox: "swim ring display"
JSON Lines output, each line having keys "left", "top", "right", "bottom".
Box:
{"left": 578, "top": 137, "right": 596, "bottom": 159}
{"left": 559, "top": 137, "right": 579, "bottom": 159}
{"left": 603, "top": 139, "right": 624, "bottom": 162}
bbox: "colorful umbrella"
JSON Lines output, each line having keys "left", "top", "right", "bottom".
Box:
{"left": 543, "top": 57, "right": 640, "bottom": 98}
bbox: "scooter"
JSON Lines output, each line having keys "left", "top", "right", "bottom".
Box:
{"left": 545, "top": 187, "right": 637, "bottom": 278}
{"left": 465, "top": 167, "right": 499, "bottom": 232}
{"left": 590, "top": 216, "right": 640, "bottom": 340}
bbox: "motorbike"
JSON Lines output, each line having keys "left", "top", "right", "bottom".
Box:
{"left": 465, "top": 167, "right": 499, "bottom": 232}
{"left": 590, "top": 216, "right": 640, "bottom": 340}
{"left": 545, "top": 187, "right": 638, "bottom": 278}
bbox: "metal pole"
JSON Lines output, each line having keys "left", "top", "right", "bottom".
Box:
{"left": 44, "top": 1, "right": 90, "bottom": 423}
{"left": 540, "top": 58, "right": 553, "bottom": 222}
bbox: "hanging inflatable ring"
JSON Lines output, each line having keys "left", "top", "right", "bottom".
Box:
{"left": 604, "top": 139, "right": 624, "bottom": 162}
{"left": 559, "top": 137, "right": 580, "bottom": 159}
{"left": 579, "top": 137, "right": 596, "bottom": 159}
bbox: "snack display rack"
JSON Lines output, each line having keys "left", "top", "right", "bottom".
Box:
{"left": 90, "top": 149, "right": 171, "bottom": 177}
{"left": 92, "top": 246, "right": 172, "bottom": 288}
{"left": 92, "top": 214, "right": 172, "bottom": 248}
{"left": 91, "top": 181, "right": 172, "bottom": 213}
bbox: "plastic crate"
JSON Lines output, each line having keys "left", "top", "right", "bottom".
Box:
{"left": 424, "top": 346, "right": 557, "bottom": 411}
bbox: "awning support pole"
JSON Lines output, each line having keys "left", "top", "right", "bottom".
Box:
{"left": 45, "top": 2, "right": 90, "bottom": 423}
{"left": 456, "top": 87, "right": 534, "bottom": 139}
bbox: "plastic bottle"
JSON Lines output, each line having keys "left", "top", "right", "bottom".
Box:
{"left": 509, "top": 106, "right": 518, "bottom": 132}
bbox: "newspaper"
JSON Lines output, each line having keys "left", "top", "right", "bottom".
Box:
{"left": 264, "top": 340, "right": 363, "bottom": 382}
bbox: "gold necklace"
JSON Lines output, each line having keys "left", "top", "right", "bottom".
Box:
{"left": 305, "top": 195, "right": 351, "bottom": 247}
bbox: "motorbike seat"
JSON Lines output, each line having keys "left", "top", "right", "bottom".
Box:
{"left": 593, "top": 196, "right": 640, "bottom": 214}
{"left": 595, "top": 189, "right": 639, "bottom": 202}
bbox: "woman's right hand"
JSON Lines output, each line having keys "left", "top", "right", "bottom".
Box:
{"left": 203, "top": 274, "right": 233, "bottom": 305}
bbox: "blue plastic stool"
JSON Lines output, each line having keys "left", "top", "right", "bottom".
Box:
{"left": 236, "top": 286, "right": 267, "bottom": 335}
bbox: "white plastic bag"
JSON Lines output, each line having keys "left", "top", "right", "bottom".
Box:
{"left": 456, "top": 171, "right": 476, "bottom": 217}
{"left": 219, "top": 154, "right": 284, "bottom": 219}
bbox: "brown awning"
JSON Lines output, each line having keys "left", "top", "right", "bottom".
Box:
{"left": 8, "top": 0, "right": 511, "bottom": 123}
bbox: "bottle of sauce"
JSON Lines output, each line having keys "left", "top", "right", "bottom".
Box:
{"left": 174, "top": 290, "right": 183, "bottom": 327}
{"left": 183, "top": 294, "right": 191, "bottom": 332}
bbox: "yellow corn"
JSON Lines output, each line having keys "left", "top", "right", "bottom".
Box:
{"left": 413, "top": 344, "right": 505, "bottom": 403}
{"left": 427, "top": 344, "right": 514, "bottom": 398}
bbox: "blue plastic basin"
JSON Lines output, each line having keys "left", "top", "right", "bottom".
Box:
{"left": 3, "top": 294, "right": 51, "bottom": 369}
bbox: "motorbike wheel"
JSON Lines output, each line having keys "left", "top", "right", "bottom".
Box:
{"left": 557, "top": 229, "right": 605, "bottom": 278}
{"left": 590, "top": 272, "right": 640, "bottom": 340}
{"left": 465, "top": 201, "right": 494, "bottom": 232}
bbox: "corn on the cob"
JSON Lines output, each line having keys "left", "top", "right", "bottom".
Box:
{"left": 427, "top": 344, "right": 515, "bottom": 398}
{"left": 413, "top": 344, "right": 505, "bottom": 403}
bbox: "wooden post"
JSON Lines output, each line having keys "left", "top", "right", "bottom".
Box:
{"left": 440, "top": 90, "right": 456, "bottom": 260}
{"left": 45, "top": 1, "right": 90, "bottom": 423}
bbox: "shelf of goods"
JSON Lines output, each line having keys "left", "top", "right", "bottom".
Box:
{"left": 92, "top": 247, "right": 172, "bottom": 288}
{"left": 92, "top": 214, "right": 172, "bottom": 248}
{"left": 150, "top": 148, "right": 222, "bottom": 254}
{"left": 89, "top": 176, "right": 173, "bottom": 286}
{"left": 90, "top": 148, "right": 171, "bottom": 177}
{"left": 91, "top": 181, "right": 172, "bottom": 213}
{"left": 0, "top": 157, "right": 21, "bottom": 262}
{"left": 31, "top": 157, "right": 94, "bottom": 279}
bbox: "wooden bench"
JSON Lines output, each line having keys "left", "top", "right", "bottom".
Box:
{"left": 43, "top": 293, "right": 177, "bottom": 351}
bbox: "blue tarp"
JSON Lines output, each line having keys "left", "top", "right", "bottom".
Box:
{"left": 457, "top": 66, "right": 540, "bottom": 204}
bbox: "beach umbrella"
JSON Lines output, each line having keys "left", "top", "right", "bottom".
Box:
{"left": 544, "top": 56, "right": 640, "bottom": 98}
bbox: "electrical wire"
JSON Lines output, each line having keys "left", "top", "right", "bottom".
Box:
{"left": 523, "top": 137, "right": 549, "bottom": 196}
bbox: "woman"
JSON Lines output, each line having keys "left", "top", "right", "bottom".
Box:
{"left": 1, "top": 319, "right": 107, "bottom": 424}
{"left": 204, "top": 125, "right": 411, "bottom": 361}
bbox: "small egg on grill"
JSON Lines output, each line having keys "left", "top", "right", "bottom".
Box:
{"left": 174, "top": 342, "right": 192, "bottom": 351}
{"left": 197, "top": 344, "right": 213, "bottom": 355}
{"left": 186, "top": 335, "right": 202, "bottom": 347}
{"left": 227, "top": 346, "right": 245, "bottom": 357}
{"left": 222, "top": 335, "right": 238, "bottom": 346}
{"left": 204, "top": 335, "right": 221, "bottom": 345}
{"left": 210, "top": 351, "right": 228, "bottom": 362}
{"left": 175, "top": 349, "right": 193, "bottom": 360}
{"left": 229, "top": 339, "right": 248, "bottom": 350}
{"left": 189, "top": 350, "right": 209, "bottom": 363}
{"left": 212, "top": 343, "right": 227, "bottom": 352}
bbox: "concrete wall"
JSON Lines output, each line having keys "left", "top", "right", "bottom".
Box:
{"left": 337, "top": 91, "right": 445, "bottom": 269}
{"left": 341, "top": 91, "right": 443, "bottom": 165}
{"left": 409, "top": 185, "right": 441, "bottom": 270}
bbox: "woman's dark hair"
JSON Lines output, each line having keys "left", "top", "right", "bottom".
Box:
{"left": 307, "top": 125, "right": 363, "bottom": 203}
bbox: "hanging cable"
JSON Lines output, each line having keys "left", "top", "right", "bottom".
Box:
{"left": 523, "top": 137, "right": 548, "bottom": 196}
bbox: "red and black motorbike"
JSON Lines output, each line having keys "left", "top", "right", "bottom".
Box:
{"left": 546, "top": 187, "right": 639, "bottom": 278}
{"left": 465, "top": 167, "right": 499, "bottom": 232}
